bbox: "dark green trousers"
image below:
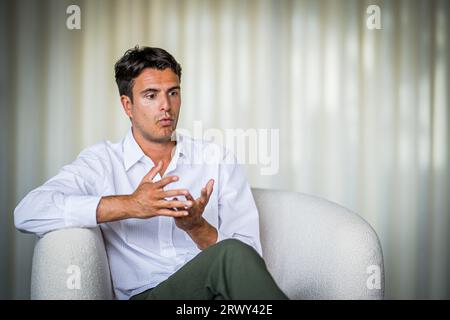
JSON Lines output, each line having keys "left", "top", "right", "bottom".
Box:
{"left": 130, "top": 239, "right": 288, "bottom": 300}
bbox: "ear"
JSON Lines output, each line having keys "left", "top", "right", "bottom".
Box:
{"left": 120, "top": 95, "right": 133, "bottom": 119}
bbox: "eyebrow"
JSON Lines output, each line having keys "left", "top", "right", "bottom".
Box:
{"left": 140, "top": 86, "right": 180, "bottom": 95}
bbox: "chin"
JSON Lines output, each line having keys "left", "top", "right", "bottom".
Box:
{"left": 139, "top": 128, "right": 172, "bottom": 144}
{"left": 159, "top": 130, "right": 176, "bottom": 141}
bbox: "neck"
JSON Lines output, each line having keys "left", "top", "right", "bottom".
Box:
{"left": 132, "top": 127, "right": 176, "bottom": 164}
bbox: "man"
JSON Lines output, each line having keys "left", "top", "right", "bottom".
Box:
{"left": 15, "top": 46, "right": 287, "bottom": 300}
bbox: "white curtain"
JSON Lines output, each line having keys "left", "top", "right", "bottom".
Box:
{"left": 0, "top": 0, "right": 448, "bottom": 299}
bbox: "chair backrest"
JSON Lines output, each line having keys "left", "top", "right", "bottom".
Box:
{"left": 252, "top": 188, "right": 384, "bottom": 299}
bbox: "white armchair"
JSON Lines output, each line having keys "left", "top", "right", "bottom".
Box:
{"left": 31, "top": 188, "right": 384, "bottom": 299}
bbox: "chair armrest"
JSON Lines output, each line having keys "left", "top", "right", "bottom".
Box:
{"left": 31, "top": 227, "right": 113, "bottom": 299}
{"left": 252, "top": 188, "right": 384, "bottom": 299}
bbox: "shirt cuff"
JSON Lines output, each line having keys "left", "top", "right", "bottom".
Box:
{"left": 64, "top": 195, "right": 101, "bottom": 228}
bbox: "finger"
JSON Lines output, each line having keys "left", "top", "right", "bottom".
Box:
{"left": 172, "top": 198, "right": 179, "bottom": 211}
{"left": 153, "top": 175, "right": 179, "bottom": 188}
{"left": 142, "top": 161, "right": 163, "bottom": 183}
{"left": 198, "top": 187, "right": 207, "bottom": 206}
{"left": 185, "top": 192, "right": 195, "bottom": 202}
{"left": 201, "top": 187, "right": 207, "bottom": 198}
{"left": 158, "top": 200, "right": 193, "bottom": 209}
{"left": 205, "top": 179, "right": 214, "bottom": 199}
{"left": 160, "top": 189, "right": 190, "bottom": 198}
{"left": 157, "top": 208, "right": 189, "bottom": 217}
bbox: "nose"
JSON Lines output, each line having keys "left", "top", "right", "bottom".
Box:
{"left": 160, "top": 93, "right": 171, "bottom": 112}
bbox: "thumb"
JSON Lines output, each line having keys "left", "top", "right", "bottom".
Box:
{"left": 141, "top": 161, "right": 163, "bottom": 183}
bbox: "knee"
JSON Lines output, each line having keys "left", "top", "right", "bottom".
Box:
{"left": 217, "top": 238, "right": 248, "bottom": 250}
{"left": 215, "top": 239, "right": 260, "bottom": 260}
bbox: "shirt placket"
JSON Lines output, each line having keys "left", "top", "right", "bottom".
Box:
{"left": 158, "top": 215, "right": 176, "bottom": 258}
{"left": 157, "top": 148, "right": 181, "bottom": 259}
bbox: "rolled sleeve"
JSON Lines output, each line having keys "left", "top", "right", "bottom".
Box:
{"left": 217, "top": 150, "right": 263, "bottom": 256}
{"left": 64, "top": 195, "right": 102, "bottom": 228}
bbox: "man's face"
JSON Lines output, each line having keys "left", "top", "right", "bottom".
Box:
{"left": 122, "top": 68, "right": 181, "bottom": 143}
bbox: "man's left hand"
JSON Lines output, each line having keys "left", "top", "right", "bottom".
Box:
{"left": 174, "top": 179, "right": 214, "bottom": 231}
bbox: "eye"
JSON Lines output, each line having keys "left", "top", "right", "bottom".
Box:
{"left": 145, "top": 93, "right": 156, "bottom": 99}
{"left": 169, "top": 90, "right": 179, "bottom": 97}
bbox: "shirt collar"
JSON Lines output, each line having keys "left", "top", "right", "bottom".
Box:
{"left": 123, "top": 128, "right": 188, "bottom": 171}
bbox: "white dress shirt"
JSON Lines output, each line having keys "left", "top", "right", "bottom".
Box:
{"left": 14, "top": 128, "right": 262, "bottom": 300}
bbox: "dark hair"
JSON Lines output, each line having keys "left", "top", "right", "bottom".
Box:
{"left": 114, "top": 46, "right": 182, "bottom": 101}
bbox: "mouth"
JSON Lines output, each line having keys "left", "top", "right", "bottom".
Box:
{"left": 158, "top": 118, "right": 174, "bottom": 127}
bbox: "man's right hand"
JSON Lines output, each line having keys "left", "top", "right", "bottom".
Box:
{"left": 128, "top": 161, "right": 192, "bottom": 219}
{"left": 96, "top": 161, "right": 192, "bottom": 223}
